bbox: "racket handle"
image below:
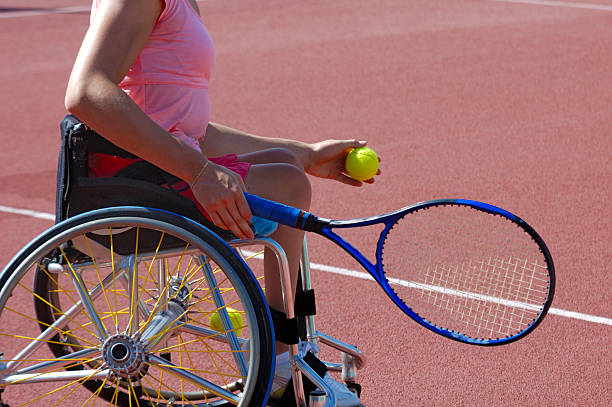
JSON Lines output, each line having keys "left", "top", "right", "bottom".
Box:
{"left": 245, "top": 193, "right": 308, "bottom": 229}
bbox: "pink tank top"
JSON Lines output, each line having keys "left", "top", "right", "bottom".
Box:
{"left": 91, "top": 0, "right": 215, "bottom": 151}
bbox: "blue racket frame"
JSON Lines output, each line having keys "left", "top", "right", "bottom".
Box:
{"left": 245, "top": 193, "right": 555, "bottom": 346}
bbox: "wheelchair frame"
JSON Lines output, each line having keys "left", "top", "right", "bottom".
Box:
{"left": 0, "top": 212, "right": 364, "bottom": 407}
{"left": 0, "top": 115, "right": 365, "bottom": 407}
{"left": 231, "top": 235, "right": 366, "bottom": 407}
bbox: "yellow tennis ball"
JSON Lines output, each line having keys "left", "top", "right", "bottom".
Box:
{"left": 345, "top": 146, "right": 379, "bottom": 181}
{"left": 209, "top": 307, "right": 244, "bottom": 336}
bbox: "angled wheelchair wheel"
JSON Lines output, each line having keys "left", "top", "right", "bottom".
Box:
{"left": 0, "top": 207, "right": 274, "bottom": 406}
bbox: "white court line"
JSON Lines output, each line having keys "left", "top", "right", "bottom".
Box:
{"left": 3, "top": 0, "right": 610, "bottom": 20}
{"left": 239, "top": 249, "right": 612, "bottom": 327}
{"left": 1, "top": 0, "right": 610, "bottom": 20}
{"left": 0, "top": 1, "right": 208, "bottom": 19}
{"left": 1, "top": 204, "right": 610, "bottom": 327}
{"left": 0, "top": 6, "right": 90, "bottom": 19}
{"left": 0, "top": 205, "right": 54, "bottom": 221}
{"left": 493, "top": 0, "right": 612, "bottom": 11}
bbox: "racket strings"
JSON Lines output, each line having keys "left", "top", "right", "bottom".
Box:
{"left": 415, "top": 282, "right": 539, "bottom": 338}
{"left": 381, "top": 204, "right": 551, "bottom": 341}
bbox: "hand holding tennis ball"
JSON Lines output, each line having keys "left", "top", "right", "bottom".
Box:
{"left": 209, "top": 307, "right": 244, "bottom": 336}
{"left": 345, "top": 146, "right": 379, "bottom": 181}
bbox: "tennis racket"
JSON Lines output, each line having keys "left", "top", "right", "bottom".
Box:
{"left": 244, "top": 193, "right": 555, "bottom": 346}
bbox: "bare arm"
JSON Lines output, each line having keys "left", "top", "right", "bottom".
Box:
{"left": 202, "top": 122, "right": 312, "bottom": 164}
{"left": 65, "top": 0, "right": 254, "bottom": 239}
{"left": 202, "top": 123, "right": 378, "bottom": 186}
{"left": 65, "top": 0, "right": 205, "bottom": 183}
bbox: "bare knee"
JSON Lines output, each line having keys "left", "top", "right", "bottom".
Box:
{"left": 267, "top": 163, "right": 311, "bottom": 209}
{"left": 246, "top": 162, "right": 311, "bottom": 210}
{"left": 281, "top": 163, "right": 311, "bottom": 207}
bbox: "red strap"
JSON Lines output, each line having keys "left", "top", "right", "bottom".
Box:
{"left": 88, "top": 153, "right": 142, "bottom": 178}
{"left": 88, "top": 152, "right": 213, "bottom": 222}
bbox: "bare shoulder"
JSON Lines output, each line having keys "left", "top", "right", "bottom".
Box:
{"left": 70, "top": 0, "right": 164, "bottom": 85}
{"left": 94, "top": 0, "right": 163, "bottom": 22}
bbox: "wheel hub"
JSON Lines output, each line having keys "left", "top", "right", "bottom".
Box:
{"left": 169, "top": 276, "right": 192, "bottom": 306}
{"left": 102, "top": 334, "right": 147, "bottom": 380}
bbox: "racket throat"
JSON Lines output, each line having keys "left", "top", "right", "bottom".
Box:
{"left": 322, "top": 229, "right": 380, "bottom": 279}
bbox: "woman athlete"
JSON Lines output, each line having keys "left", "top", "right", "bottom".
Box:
{"left": 65, "top": 1, "right": 377, "bottom": 405}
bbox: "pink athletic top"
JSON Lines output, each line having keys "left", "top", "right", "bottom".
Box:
{"left": 91, "top": 0, "right": 215, "bottom": 151}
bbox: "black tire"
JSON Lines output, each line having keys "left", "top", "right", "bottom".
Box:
{"left": 0, "top": 207, "right": 274, "bottom": 406}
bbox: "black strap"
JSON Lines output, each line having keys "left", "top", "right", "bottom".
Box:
{"left": 270, "top": 308, "right": 300, "bottom": 345}
{"left": 294, "top": 289, "right": 316, "bottom": 317}
{"left": 269, "top": 289, "right": 316, "bottom": 345}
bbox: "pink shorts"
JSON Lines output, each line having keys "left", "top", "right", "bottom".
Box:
{"left": 209, "top": 153, "right": 251, "bottom": 181}
{"left": 179, "top": 154, "right": 251, "bottom": 220}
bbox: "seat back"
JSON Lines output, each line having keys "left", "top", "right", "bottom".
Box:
{"left": 57, "top": 115, "right": 233, "bottom": 240}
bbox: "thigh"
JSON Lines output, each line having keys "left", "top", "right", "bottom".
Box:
{"left": 244, "top": 162, "right": 311, "bottom": 209}
{"left": 236, "top": 148, "right": 311, "bottom": 207}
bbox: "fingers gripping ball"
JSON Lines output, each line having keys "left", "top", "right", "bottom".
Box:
{"left": 209, "top": 307, "right": 245, "bottom": 336}
{"left": 345, "top": 146, "right": 379, "bottom": 181}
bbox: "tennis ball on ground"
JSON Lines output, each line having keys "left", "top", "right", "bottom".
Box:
{"left": 209, "top": 307, "right": 244, "bottom": 336}
{"left": 345, "top": 146, "right": 379, "bottom": 181}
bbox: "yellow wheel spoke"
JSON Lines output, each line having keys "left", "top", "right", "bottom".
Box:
{"left": 0, "top": 331, "right": 96, "bottom": 351}
{"left": 1, "top": 358, "right": 100, "bottom": 390}
{"left": 17, "top": 282, "right": 99, "bottom": 342}
{"left": 126, "top": 228, "right": 141, "bottom": 336}
{"left": 179, "top": 334, "right": 198, "bottom": 377}
{"left": 156, "top": 369, "right": 165, "bottom": 404}
{"left": 137, "top": 259, "right": 218, "bottom": 342}
{"left": 82, "top": 375, "right": 109, "bottom": 407}
{"left": 142, "top": 366, "right": 206, "bottom": 407}
{"left": 110, "top": 377, "right": 121, "bottom": 406}
{"left": 3, "top": 306, "right": 97, "bottom": 348}
{"left": 135, "top": 262, "right": 161, "bottom": 309}
{"left": 110, "top": 226, "right": 118, "bottom": 334}
{"left": 128, "top": 380, "right": 141, "bottom": 407}
{"left": 155, "top": 325, "right": 230, "bottom": 353}
{"left": 170, "top": 243, "right": 191, "bottom": 279}
{"left": 179, "top": 335, "right": 186, "bottom": 404}
{"left": 150, "top": 360, "right": 245, "bottom": 379}
{"left": 37, "top": 263, "right": 81, "bottom": 315}
{"left": 136, "top": 243, "right": 202, "bottom": 335}
{"left": 198, "top": 336, "right": 242, "bottom": 379}
{"left": 139, "top": 371, "right": 179, "bottom": 406}
{"left": 59, "top": 246, "right": 108, "bottom": 337}
{"left": 155, "top": 348, "right": 248, "bottom": 355}
{"left": 0, "top": 357, "right": 98, "bottom": 363}
{"left": 0, "top": 220, "right": 265, "bottom": 406}
{"left": 189, "top": 299, "right": 244, "bottom": 325}
{"left": 82, "top": 233, "right": 119, "bottom": 330}
{"left": 142, "top": 279, "right": 234, "bottom": 347}
{"left": 50, "top": 367, "right": 95, "bottom": 407}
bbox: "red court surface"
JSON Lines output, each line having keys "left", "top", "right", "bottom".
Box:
{"left": 0, "top": 0, "right": 610, "bottom": 405}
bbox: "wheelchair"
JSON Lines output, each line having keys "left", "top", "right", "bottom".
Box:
{"left": 0, "top": 116, "right": 365, "bottom": 407}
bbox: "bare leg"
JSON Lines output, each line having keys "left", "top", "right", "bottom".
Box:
{"left": 239, "top": 148, "right": 311, "bottom": 354}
